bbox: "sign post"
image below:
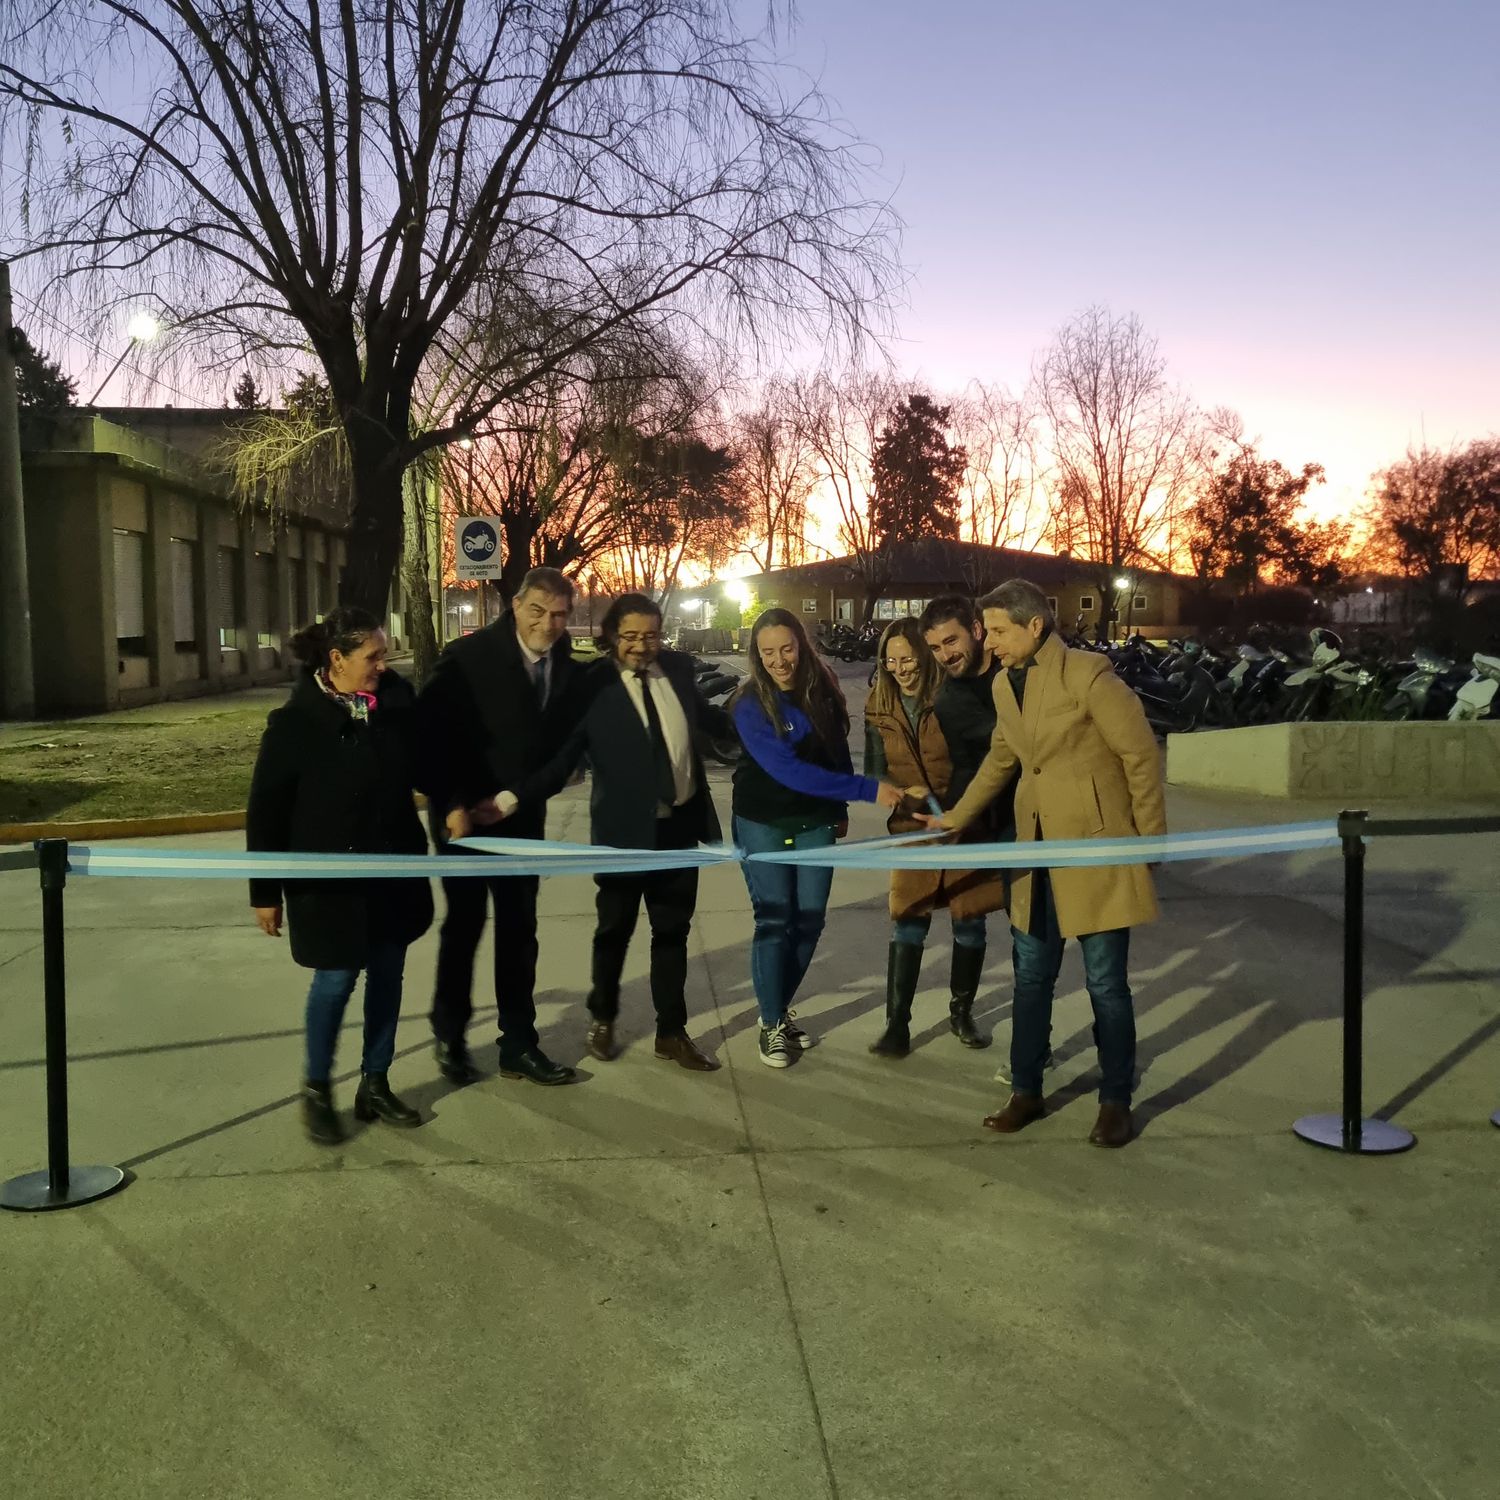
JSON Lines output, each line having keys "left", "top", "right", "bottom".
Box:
{"left": 454, "top": 517, "right": 501, "bottom": 630}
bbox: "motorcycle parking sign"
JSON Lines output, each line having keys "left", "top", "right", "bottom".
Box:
{"left": 455, "top": 518, "right": 501, "bottom": 580}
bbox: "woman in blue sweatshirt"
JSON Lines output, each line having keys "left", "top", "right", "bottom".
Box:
{"left": 731, "top": 609, "right": 903, "bottom": 1068}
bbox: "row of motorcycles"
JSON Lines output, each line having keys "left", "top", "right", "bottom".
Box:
{"left": 685, "top": 622, "right": 1500, "bottom": 759}
{"left": 816, "top": 621, "right": 882, "bottom": 662}
{"left": 1085, "top": 627, "right": 1500, "bottom": 736}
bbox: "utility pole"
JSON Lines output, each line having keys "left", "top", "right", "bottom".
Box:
{"left": 0, "top": 260, "right": 36, "bottom": 720}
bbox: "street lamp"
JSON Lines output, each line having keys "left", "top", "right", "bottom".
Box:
{"left": 87, "top": 311, "right": 161, "bottom": 405}
{"left": 725, "top": 579, "right": 752, "bottom": 610}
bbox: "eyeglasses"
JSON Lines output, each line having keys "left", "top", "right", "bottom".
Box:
{"left": 883, "top": 657, "right": 917, "bottom": 668}
{"left": 617, "top": 632, "right": 662, "bottom": 645}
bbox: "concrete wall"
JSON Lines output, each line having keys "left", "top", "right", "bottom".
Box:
{"left": 1167, "top": 721, "right": 1500, "bottom": 800}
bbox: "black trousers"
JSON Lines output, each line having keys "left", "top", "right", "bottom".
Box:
{"left": 587, "top": 806, "right": 699, "bottom": 1035}
{"left": 430, "top": 854, "right": 540, "bottom": 1062}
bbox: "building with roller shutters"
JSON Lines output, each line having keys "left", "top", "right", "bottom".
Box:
{"left": 16, "top": 407, "right": 385, "bottom": 714}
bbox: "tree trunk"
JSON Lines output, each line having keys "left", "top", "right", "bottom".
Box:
{"left": 341, "top": 443, "right": 407, "bottom": 618}
{"left": 401, "top": 471, "right": 441, "bottom": 684}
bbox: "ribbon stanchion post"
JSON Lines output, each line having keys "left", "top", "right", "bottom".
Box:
{"left": 1293, "top": 810, "right": 1415, "bottom": 1156}
{"left": 0, "top": 838, "right": 128, "bottom": 1211}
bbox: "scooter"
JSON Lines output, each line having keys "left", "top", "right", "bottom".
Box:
{"left": 1449, "top": 653, "right": 1500, "bottom": 721}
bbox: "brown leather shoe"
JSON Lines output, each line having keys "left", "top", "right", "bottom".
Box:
{"left": 1088, "top": 1103, "right": 1135, "bottom": 1148}
{"left": 981, "top": 1093, "right": 1046, "bottom": 1134}
{"left": 654, "top": 1031, "right": 721, "bottom": 1072}
{"left": 586, "top": 1020, "right": 616, "bottom": 1062}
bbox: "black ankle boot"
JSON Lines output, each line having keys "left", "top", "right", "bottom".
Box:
{"left": 948, "top": 943, "right": 991, "bottom": 1048}
{"left": 870, "top": 942, "right": 923, "bottom": 1057}
{"left": 301, "top": 1080, "right": 344, "bottom": 1144}
{"left": 354, "top": 1072, "right": 421, "bottom": 1128}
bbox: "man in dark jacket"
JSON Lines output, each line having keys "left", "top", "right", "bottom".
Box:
{"left": 920, "top": 594, "right": 1017, "bottom": 1054}
{"left": 500, "top": 593, "right": 732, "bottom": 1071}
{"left": 920, "top": 595, "right": 1013, "bottom": 839}
{"left": 417, "top": 567, "right": 580, "bottom": 1087}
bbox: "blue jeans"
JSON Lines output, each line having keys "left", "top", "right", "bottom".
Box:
{"left": 1010, "top": 874, "right": 1134, "bottom": 1104}
{"left": 893, "top": 913, "right": 988, "bottom": 949}
{"left": 734, "top": 816, "right": 836, "bottom": 1027}
{"left": 304, "top": 940, "right": 407, "bottom": 1082}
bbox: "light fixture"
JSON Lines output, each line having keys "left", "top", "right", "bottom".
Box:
{"left": 1114, "top": 576, "right": 1130, "bottom": 590}
{"left": 725, "top": 580, "right": 752, "bottom": 609}
{"left": 88, "top": 310, "right": 162, "bottom": 404}
{"left": 458, "top": 437, "right": 474, "bottom": 451}
{"left": 1365, "top": 586, "right": 1374, "bottom": 595}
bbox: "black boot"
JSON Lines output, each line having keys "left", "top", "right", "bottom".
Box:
{"left": 354, "top": 1072, "right": 421, "bottom": 1128}
{"left": 301, "top": 1080, "right": 344, "bottom": 1145}
{"left": 948, "top": 943, "right": 991, "bottom": 1049}
{"left": 869, "top": 942, "right": 923, "bottom": 1057}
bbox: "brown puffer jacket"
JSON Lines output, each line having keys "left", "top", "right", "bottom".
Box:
{"left": 865, "top": 696, "right": 1008, "bottom": 924}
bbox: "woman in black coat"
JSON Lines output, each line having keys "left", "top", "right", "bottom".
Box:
{"left": 247, "top": 607, "right": 434, "bottom": 1143}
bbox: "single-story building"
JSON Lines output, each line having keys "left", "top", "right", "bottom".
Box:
{"left": 674, "top": 539, "right": 1195, "bottom": 640}
{"left": 17, "top": 408, "right": 356, "bottom": 713}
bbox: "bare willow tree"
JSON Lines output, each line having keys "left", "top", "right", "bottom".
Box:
{"left": 1037, "top": 306, "right": 1201, "bottom": 626}
{"left": 0, "top": 0, "right": 897, "bottom": 613}
{"left": 794, "top": 367, "right": 902, "bottom": 623}
{"left": 954, "top": 381, "right": 1041, "bottom": 550}
{"left": 733, "top": 378, "right": 816, "bottom": 575}
{"left": 441, "top": 346, "right": 705, "bottom": 601}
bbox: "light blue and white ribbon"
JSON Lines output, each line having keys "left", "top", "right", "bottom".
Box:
{"left": 58, "top": 822, "right": 1341, "bottom": 880}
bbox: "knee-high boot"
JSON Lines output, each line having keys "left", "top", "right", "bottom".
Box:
{"left": 869, "top": 942, "right": 923, "bottom": 1058}
{"left": 948, "top": 942, "right": 991, "bottom": 1048}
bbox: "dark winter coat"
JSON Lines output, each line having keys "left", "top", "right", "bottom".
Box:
{"left": 416, "top": 613, "right": 580, "bottom": 842}
{"left": 246, "top": 669, "right": 433, "bottom": 970}
{"left": 933, "top": 656, "right": 1015, "bottom": 842}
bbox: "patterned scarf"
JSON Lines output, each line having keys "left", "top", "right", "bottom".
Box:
{"left": 315, "top": 669, "right": 377, "bottom": 722}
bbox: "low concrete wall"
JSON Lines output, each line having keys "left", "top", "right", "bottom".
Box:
{"left": 1166, "top": 720, "right": 1500, "bottom": 799}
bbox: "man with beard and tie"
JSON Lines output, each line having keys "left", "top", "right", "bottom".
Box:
{"left": 418, "top": 567, "right": 581, "bottom": 1088}
{"left": 494, "top": 593, "right": 733, "bottom": 1072}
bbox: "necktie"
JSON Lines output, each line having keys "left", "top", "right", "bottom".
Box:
{"left": 531, "top": 655, "right": 548, "bottom": 706}
{"left": 635, "top": 670, "right": 677, "bottom": 807}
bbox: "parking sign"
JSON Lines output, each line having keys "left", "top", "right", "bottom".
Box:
{"left": 455, "top": 517, "right": 501, "bottom": 581}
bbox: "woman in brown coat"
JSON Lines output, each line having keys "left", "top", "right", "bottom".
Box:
{"left": 863, "top": 618, "right": 1007, "bottom": 1058}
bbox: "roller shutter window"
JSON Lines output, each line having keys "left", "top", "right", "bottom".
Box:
{"left": 113, "top": 528, "right": 146, "bottom": 642}
{"left": 171, "top": 538, "right": 197, "bottom": 646}
{"left": 256, "top": 553, "right": 276, "bottom": 648}
{"left": 218, "top": 547, "right": 243, "bottom": 648}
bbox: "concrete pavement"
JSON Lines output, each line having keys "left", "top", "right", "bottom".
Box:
{"left": 2, "top": 766, "right": 1498, "bottom": 1499}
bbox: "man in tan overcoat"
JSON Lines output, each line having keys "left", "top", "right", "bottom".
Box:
{"left": 931, "top": 579, "right": 1166, "bottom": 1147}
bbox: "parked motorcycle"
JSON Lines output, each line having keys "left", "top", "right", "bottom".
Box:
{"left": 1449, "top": 653, "right": 1500, "bottom": 721}
{"left": 689, "top": 655, "right": 744, "bottom": 765}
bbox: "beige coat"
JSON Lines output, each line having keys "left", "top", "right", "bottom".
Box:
{"left": 864, "top": 698, "right": 1008, "bottom": 923}
{"left": 947, "top": 632, "right": 1166, "bottom": 938}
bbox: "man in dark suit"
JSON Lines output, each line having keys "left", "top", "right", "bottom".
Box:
{"left": 417, "top": 566, "right": 580, "bottom": 1087}
{"left": 498, "top": 592, "right": 732, "bottom": 1072}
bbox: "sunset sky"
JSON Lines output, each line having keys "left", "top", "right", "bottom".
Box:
{"left": 781, "top": 0, "right": 1500, "bottom": 522}
{"left": 5, "top": 1, "right": 1495, "bottom": 541}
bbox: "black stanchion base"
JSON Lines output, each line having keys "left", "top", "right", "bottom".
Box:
{"left": 1293, "top": 1114, "right": 1415, "bottom": 1154}
{"left": 0, "top": 1166, "right": 128, "bottom": 1212}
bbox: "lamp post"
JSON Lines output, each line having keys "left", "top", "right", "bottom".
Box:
{"left": 1114, "top": 575, "right": 1132, "bottom": 640}
{"left": 87, "top": 311, "right": 161, "bottom": 406}
{"left": 0, "top": 261, "right": 34, "bottom": 718}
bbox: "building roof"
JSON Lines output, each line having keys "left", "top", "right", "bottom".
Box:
{"left": 738, "top": 538, "right": 1190, "bottom": 591}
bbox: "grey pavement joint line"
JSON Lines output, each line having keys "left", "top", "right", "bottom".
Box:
{"left": 698, "top": 926, "right": 843, "bottom": 1500}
